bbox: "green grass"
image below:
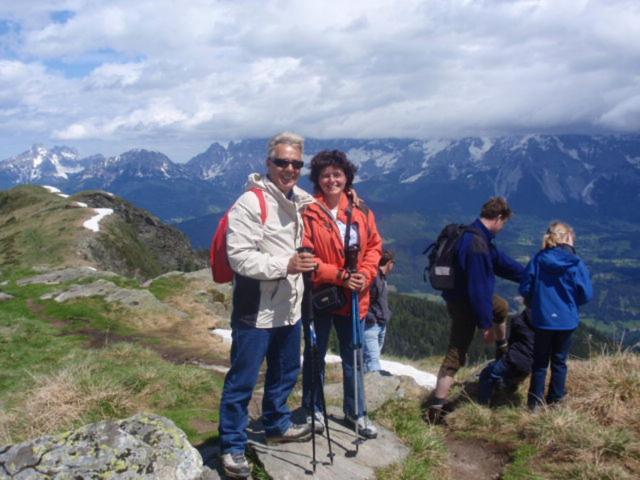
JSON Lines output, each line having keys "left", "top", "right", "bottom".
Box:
{"left": 42, "top": 297, "right": 137, "bottom": 337}
{"left": 0, "top": 279, "right": 224, "bottom": 445}
{"left": 375, "top": 400, "right": 446, "bottom": 479}
{"left": 147, "top": 275, "right": 189, "bottom": 301}
{"left": 502, "top": 444, "right": 544, "bottom": 480}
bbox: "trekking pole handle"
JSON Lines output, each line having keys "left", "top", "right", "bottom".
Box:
{"left": 346, "top": 245, "right": 360, "bottom": 273}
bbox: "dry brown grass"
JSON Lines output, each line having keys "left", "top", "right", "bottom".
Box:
{"left": 446, "top": 350, "right": 640, "bottom": 479}
{"left": 0, "top": 407, "right": 11, "bottom": 446}
{"left": 565, "top": 349, "right": 640, "bottom": 432}
{"left": 5, "top": 364, "right": 135, "bottom": 442}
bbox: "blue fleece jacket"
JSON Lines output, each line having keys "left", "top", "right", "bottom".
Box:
{"left": 519, "top": 244, "right": 593, "bottom": 330}
{"left": 442, "top": 218, "right": 524, "bottom": 329}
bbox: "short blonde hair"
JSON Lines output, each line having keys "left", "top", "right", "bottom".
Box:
{"left": 542, "top": 221, "right": 575, "bottom": 249}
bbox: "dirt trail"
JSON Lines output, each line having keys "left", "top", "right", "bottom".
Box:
{"left": 443, "top": 433, "right": 509, "bottom": 480}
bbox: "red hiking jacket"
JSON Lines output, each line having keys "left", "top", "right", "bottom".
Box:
{"left": 302, "top": 193, "right": 383, "bottom": 318}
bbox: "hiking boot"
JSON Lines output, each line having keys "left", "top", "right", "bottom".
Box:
{"left": 345, "top": 415, "right": 378, "bottom": 439}
{"left": 306, "top": 410, "right": 325, "bottom": 434}
{"left": 265, "top": 422, "right": 312, "bottom": 445}
{"left": 221, "top": 452, "right": 250, "bottom": 479}
{"left": 424, "top": 404, "right": 446, "bottom": 424}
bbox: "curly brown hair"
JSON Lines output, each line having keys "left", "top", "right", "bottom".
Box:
{"left": 309, "top": 150, "right": 358, "bottom": 194}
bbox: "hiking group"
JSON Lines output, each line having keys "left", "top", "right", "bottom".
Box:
{"left": 213, "top": 132, "right": 593, "bottom": 479}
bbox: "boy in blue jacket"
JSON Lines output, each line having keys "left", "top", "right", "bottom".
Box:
{"left": 519, "top": 221, "right": 593, "bottom": 410}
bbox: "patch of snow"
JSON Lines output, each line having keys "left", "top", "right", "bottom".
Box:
{"left": 55, "top": 163, "right": 84, "bottom": 179}
{"left": 33, "top": 149, "right": 46, "bottom": 168}
{"left": 468, "top": 137, "right": 493, "bottom": 162}
{"left": 73, "top": 201, "right": 88, "bottom": 208}
{"left": 555, "top": 138, "right": 580, "bottom": 160}
{"left": 419, "top": 139, "right": 451, "bottom": 168}
{"left": 42, "top": 185, "right": 61, "bottom": 194}
{"left": 626, "top": 155, "right": 640, "bottom": 167}
{"left": 582, "top": 179, "right": 597, "bottom": 205}
{"left": 347, "top": 148, "right": 398, "bottom": 170}
{"left": 401, "top": 172, "right": 424, "bottom": 183}
{"left": 211, "top": 328, "right": 232, "bottom": 343}
{"left": 83, "top": 208, "right": 114, "bottom": 232}
{"left": 57, "top": 193, "right": 69, "bottom": 198}
{"left": 211, "top": 328, "right": 436, "bottom": 389}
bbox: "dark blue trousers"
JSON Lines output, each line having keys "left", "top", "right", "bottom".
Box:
{"left": 528, "top": 328, "right": 574, "bottom": 408}
{"left": 301, "top": 314, "right": 366, "bottom": 419}
{"left": 219, "top": 321, "right": 301, "bottom": 454}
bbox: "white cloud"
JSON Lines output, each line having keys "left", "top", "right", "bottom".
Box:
{"left": 0, "top": 0, "right": 639, "bottom": 161}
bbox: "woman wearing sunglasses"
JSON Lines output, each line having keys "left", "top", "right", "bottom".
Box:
{"left": 300, "top": 149, "right": 382, "bottom": 439}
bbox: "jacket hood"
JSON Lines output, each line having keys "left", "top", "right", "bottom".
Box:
{"left": 246, "top": 173, "right": 314, "bottom": 207}
{"left": 537, "top": 245, "right": 580, "bottom": 274}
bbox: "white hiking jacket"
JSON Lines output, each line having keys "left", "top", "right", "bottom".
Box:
{"left": 226, "top": 173, "right": 314, "bottom": 328}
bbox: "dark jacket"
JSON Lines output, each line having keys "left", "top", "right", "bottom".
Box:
{"left": 504, "top": 310, "right": 535, "bottom": 375}
{"left": 519, "top": 244, "right": 593, "bottom": 330}
{"left": 365, "top": 270, "right": 391, "bottom": 325}
{"left": 442, "top": 218, "right": 524, "bottom": 329}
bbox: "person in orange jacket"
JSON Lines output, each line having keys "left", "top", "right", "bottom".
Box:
{"left": 301, "top": 149, "right": 382, "bottom": 439}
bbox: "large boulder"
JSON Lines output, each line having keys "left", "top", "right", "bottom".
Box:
{"left": 0, "top": 413, "right": 217, "bottom": 479}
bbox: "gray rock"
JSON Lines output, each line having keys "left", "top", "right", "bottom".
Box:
{"left": 324, "top": 371, "right": 414, "bottom": 413}
{"left": 248, "top": 407, "right": 409, "bottom": 480}
{"left": 0, "top": 413, "right": 206, "bottom": 479}
{"left": 142, "top": 270, "right": 184, "bottom": 288}
{"left": 0, "top": 280, "right": 8, "bottom": 287}
{"left": 0, "top": 292, "right": 14, "bottom": 302}
{"left": 17, "top": 267, "right": 117, "bottom": 286}
{"left": 40, "top": 279, "right": 187, "bottom": 318}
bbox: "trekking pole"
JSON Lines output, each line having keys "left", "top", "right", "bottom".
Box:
{"left": 297, "top": 247, "right": 333, "bottom": 472}
{"left": 346, "top": 245, "right": 364, "bottom": 451}
{"left": 310, "top": 319, "right": 334, "bottom": 465}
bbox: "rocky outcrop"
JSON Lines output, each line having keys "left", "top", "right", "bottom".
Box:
{"left": 0, "top": 292, "right": 13, "bottom": 302}
{"left": 73, "top": 191, "right": 206, "bottom": 280}
{"left": 40, "top": 279, "right": 187, "bottom": 318}
{"left": 246, "top": 407, "right": 409, "bottom": 480}
{"left": 0, "top": 413, "right": 218, "bottom": 479}
{"left": 16, "top": 266, "right": 116, "bottom": 286}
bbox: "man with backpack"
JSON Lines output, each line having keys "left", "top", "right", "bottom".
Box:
{"left": 425, "top": 196, "right": 524, "bottom": 422}
{"left": 218, "top": 132, "right": 316, "bottom": 479}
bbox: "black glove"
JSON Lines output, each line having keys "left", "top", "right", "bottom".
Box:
{"left": 495, "top": 339, "right": 508, "bottom": 360}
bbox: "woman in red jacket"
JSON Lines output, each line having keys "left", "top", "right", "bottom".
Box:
{"left": 301, "top": 150, "right": 382, "bottom": 439}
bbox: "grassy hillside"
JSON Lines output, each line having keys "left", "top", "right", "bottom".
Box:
{"left": 0, "top": 267, "right": 230, "bottom": 446}
{"left": 0, "top": 185, "right": 205, "bottom": 279}
{"left": 0, "top": 185, "right": 91, "bottom": 269}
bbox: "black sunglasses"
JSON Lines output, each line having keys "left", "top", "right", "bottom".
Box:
{"left": 270, "top": 157, "right": 304, "bottom": 170}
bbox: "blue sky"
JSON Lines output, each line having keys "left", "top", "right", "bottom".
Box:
{"left": 0, "top": 0, "right": 639, "bottom": 162}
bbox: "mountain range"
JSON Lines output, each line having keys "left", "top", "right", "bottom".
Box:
{"left": 2, "top": 135, "right": 640, "bottom": 333}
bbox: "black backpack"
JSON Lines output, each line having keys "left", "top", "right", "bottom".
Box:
{"left": 423, "top": 224, "right": 484, "bottom": 290}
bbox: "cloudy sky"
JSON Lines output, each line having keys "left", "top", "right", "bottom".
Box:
{"left": 0, "top": 0, "right": 639, "bottom": 162}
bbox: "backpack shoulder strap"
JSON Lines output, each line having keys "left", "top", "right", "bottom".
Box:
{"left": 248, "top": 187, "right": 267, "bottom": 224}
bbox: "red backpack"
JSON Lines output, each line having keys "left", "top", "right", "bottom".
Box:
{"left": 210, "top": 187, "right": 267, "bottom": 283}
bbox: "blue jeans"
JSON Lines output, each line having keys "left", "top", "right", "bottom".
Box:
{"left": 528, "top": 328, "right": 574, "bottom": 408}
{"left": 478, "top": 358, "right": 525, "bottom": 405}
{"left": 363, "top": 322, "right": 387, "bottom": 372}
{"left": 302, "top": 314, "right": 366, "bottom": 419}
{"left": 219, "top": 321, "right": 301, "bottom": 454}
